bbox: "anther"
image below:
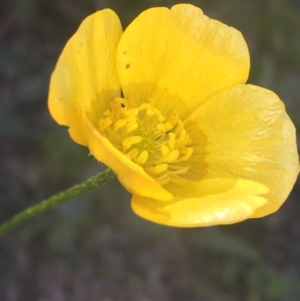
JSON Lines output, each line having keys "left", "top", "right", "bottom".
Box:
{"left": 136, "top": 150, "right": 149, "bottom": 164}
{"left": 122, "top": 136, "right": 142, "bottom": 151}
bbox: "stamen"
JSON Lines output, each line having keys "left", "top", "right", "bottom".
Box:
{"left": 145, "top": 164, "right": 168, "bottom": 174}
{"left": 169, "top": 165, "right": 190, "bottom": 175}
{"left": 122, "top": 136, "right": 142, "bottom": 151}
{"left": 155, "top": 173, "right": 170, "bottom": 185}
{"left": 136, "top": 150, "right": 148, "bottom": 164}
{"left": 115, "top": 119, "right": 127, "bottom": 131}
{"left": 98, "top": 97, "right": 196, "bottom": 190}
{"left": 126, "top": 121, "right": 139, "bottom": 133}
{"left": 161, "top": 145, "right": 170, "bottom": 157}
{"left": 126, "top": 148, "right": 139, "bottom": 160}
{"left": 99, "top": 117, "right": 112, "bottom": 130}
{"left": 168, "top": 133, "right": 176, "bottom": 150}
{"left": 177, "top": 148, "right": 193, "bottom": 162}
{"left": 139, "top": 103, "right": 150, "bottom": 110}
{"left": 146, "top": 107, "right": 156, "bottom": 116}
{"left": 156, "top": 123, "right": 167, "bottom": 132}
{"left": 163, "top": 149, "right": 180, "bottom": 163}
{"left": 175, "top": 120, "right": 184, "bottom": 135}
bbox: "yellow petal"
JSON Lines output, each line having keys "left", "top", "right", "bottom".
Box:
{"left": 48, "top": 9, "right": 122, "bottom": 145}
{"left": 131, "top": 179, "right": 268, "bottom": 227}
{"left": 117, "top": 3, "right": 249, "bottom": 115}
{"left": 193, "top": 84, "right": 299, "bottom": 217}
{"left": 83, "top": 116, "right": 173, "bottom": 201}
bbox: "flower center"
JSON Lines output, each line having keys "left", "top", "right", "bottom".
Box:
{"left": 99, "top": 97, "right": 194, "bottom": 186}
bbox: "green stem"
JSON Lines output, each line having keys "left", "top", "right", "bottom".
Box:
{"left": 0, "top": 168, "right": 116, "bottom": 238}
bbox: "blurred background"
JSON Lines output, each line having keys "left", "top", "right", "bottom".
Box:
{"left": 1, "top": 0, "right": 300, "bottom": 300}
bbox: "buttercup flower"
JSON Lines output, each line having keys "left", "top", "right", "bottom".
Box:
{"left": 48, "top": 4, "right": 299, "bottom": 227}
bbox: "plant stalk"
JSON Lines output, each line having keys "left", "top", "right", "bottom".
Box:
{"left": 0, "top": 168, "right": 116, "bottom": 238}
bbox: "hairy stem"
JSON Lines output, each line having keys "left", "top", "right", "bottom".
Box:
{"left": 0, "top": 168, "right": 116, "bottom": 238}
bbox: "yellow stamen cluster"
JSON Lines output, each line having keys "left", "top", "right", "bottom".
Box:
{"left": 99, "top": 97, "right": 193, "bottom": 186}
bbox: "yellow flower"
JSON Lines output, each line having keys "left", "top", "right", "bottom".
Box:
{"left": 48, "top": 4, "right": 299, "bottom": 227}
